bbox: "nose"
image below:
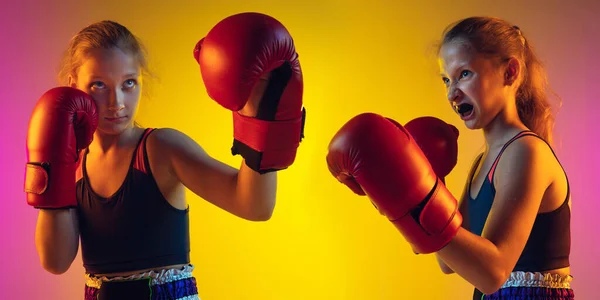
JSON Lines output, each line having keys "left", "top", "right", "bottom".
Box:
{"left": 446, "top": 84, "right": 462, "bottom": 102}
{"left": 107, "top": 88, "right": 125, "bottom": 112}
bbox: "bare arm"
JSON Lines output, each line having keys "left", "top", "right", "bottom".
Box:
{"left": 436, "top": 137, "right": 552, "bottom": 294}
{"left": 436, "top": 184, "right": 470, "bottom": 274}
{"left": 154, "top": 128, "right": 277, "bottom": 221}
{"left": 435, "top": 153, "right": 481, "bottom": 274}
{"left": 35, "top": 209, "right": 80, "bottom": 274}
{"left": 435, "top": 194, "right": 467, "bottom": 274}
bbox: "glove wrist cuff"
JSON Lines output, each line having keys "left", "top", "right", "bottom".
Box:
{"left": 25, "top": 161, "right": 78, "bottom": 208}
{"left": 232, "top": 109, "right": 305, "bottom": 173}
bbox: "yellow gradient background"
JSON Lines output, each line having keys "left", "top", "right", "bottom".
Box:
{"left": 135, "top": 2, "right": 478, "bottom": 299}
{"left": 1, "top": 0, "right": 598, "bottom": 299}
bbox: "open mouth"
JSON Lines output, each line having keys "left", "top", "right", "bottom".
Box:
{"left": 454, "top": 103, "right": 474, "bottom": 119}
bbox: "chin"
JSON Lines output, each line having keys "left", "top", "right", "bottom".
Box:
{"left": 97, "top": 122, "right": 132, "bottom": 136}
{"left": 463, "top": 119, "right": 481, "bottom": 130}
{"left": 97, "top": 128, "right": 126, "bottom": 136}
{"left": 460, "top": 108, "right": 483, "bottom": 130}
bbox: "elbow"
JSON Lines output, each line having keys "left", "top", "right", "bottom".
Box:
{"left": 247, "top": 207, "right": 274, "bottom": 222}
{"left": 440, "top": 265, "right": 455, "bottom": 275}
{"left": 478, "top": 269, "right": 509, "bottom": 295}
{"left": 254, "top": 211, "right": 274, "bottom": 222}
{"left": 435, "top": 254, "right": 454, "bottom": 274}
{"left": 239, "top": 194, "right": 276, "bottom": 221}
{"left": 244, "top": 201, "right": 275, "bottom": 222}
{"left": 36, "top": 246, "right": 76, "bottom": 275}
{"left": 39, "top": 256, "right": 72, "bottom": 275}
{"left": 44, "top": 265, "right": 70, "bottom": 275}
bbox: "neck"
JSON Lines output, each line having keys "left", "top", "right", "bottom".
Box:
{"left": 482, "top": 107, "right": 528, "bottom": 150}
{"left": 89, "top": 126, "right": 140, "bottom": 155}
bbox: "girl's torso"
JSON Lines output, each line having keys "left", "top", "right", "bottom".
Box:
{"left": 77, "top": 127, "right": 191, "bottom": 277}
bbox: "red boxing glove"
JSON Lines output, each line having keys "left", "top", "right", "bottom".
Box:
{"left": 405, "top": 116, "right": 459, "bottom": 182}
{"left": 194, "top": 12, "right": 305, "bottom": 173}
{"left": 24, "top": 87, "right": 98, "bottom": 209}
{"left": 326, "top": 113, "right": 462, "bottom": 254}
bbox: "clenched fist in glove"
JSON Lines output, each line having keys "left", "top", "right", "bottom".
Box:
{"left": 194, "top": 12, "right": 306, "bottom": 174}
{"left": 24, "top": 87, "right": 98, "bottom": 209}
{"left": 326, "top": 113, "right": 462, "bottom": 254}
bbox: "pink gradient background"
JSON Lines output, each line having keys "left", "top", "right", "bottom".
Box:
{"left": 1, "top": 0, "right": 599, "bottom": 299}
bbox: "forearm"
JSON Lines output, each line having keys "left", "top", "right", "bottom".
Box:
{"left": 437, "top": 228, "right": 508, "bottom": 294}
{"left": 35, "top": 209, "right": 79, "bottom": 274}
{"left": 235, "top": 160, "right": 278, "bottom": 221}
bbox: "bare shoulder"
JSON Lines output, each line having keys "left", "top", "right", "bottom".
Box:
{"left": 146, "top": 128, "right": 207, "bottom": 156}
{"left": 493, "top": 134, "right": 555, "bottom": 200}
{"left": 147, "top": 128, "right": 195, "bottom": 147}
{"left": 144, "top": 128, "right": 211, "bottom": 177}
{"left": 496, "top": 134, "right": 553, "bottom": 174}
{"left": 512, "top": 133, "right": 551, "bottom": 153}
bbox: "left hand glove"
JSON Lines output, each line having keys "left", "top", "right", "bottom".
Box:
{"left": 326, "top": 113, "right": 462, "bottom": 254}
{"left": 405, "top": 116, "right": 459, "bottom": 183}
{"left": 194, "top": 12, "right": 306, "bottom": 174}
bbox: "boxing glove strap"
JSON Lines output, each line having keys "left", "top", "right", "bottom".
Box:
{"left": 232, "top": 111, "right": 303, "bottom": 151}
{"left": 24, "top": 161, "right": 77, "bottom": 209}
{"left": 24, "top": 163, "right": 50, "bottom": 194}
{"left": 418, "top": 178, "right": 461, "bottom": 236}
{"left": 389, "top": 178, "right": 462, "bottom": 254}
{"left": 232, "top": 110, "right": 305, "bottom": 173}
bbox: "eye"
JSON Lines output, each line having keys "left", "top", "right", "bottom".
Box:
{"left": 441, "top": 77, "right": 450, "bottom": 85}
{"left": 123, "top": 79, "right": 137, "bottom": 89}
{"left": 460, "top": 70, "right": 471, "bottom": 79}
{"left": 90, "top": 81, "right": 105, "bottom": 89}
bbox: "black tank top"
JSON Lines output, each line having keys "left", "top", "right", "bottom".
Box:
{"left": 468, "top": 131, "right": 571, "bottom": 299}
{"left": 76, "top": 128, "right": 191, "bottom": 275}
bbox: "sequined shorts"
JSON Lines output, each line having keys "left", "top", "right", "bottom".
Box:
{"left": 84, "top": 264, "right": 199, "bottom": 300}
{"left": 477, "top": 271, "right": 575, "bottom": 300}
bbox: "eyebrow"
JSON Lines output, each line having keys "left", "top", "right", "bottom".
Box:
{"left": 88, "top": 73, "right": 140, "bottom": 81}
{"left": 441, "top": 64, "right": 469, "bottom": 77}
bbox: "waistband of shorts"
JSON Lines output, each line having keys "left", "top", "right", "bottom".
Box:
{"left": 85, "top": 264, "right": 195, "bottom": 289}
{"left": 501, "top": 271, "right": 573, "bottom": 289}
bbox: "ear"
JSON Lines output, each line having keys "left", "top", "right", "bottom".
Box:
{"left": 504, "top": 57, "right": 521, "bottom": 86}
{"left": 68, "top": 75, "right": 77, "bottom": 88}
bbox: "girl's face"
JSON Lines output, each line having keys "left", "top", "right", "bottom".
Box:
{"left": 438, "top": 41, "right": 510, "bottom": 130}
{"left": 71, "top": 47, "right": 142, "bottom": 136}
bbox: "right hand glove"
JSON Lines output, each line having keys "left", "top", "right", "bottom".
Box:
{"left": 326, "top": 113, "right": 462, "bottom": 254}
{"left": 24, "top": 87, "right": 98, "bottom": 209}
{"left": 194, "top": 12, "right": 305, "bottom": 174}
